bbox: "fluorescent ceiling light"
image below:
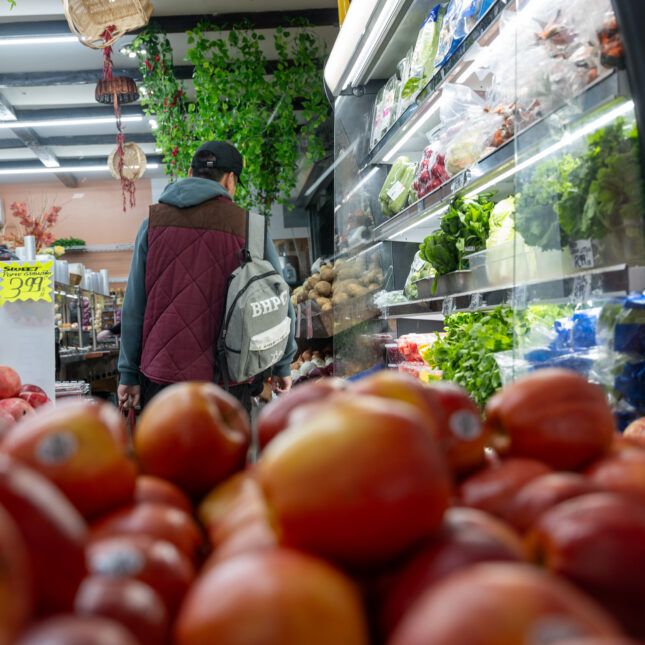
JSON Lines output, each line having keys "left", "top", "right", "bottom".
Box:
{"left": 0, "top": 163, "right": 159, "bottom": 176}
{"left": 0, "top": 115, "right": 143, "bottom": 130}
{"left": 0, "top": 36, "right": 79, "bottom": 46}
{"left": 383, "top": 99, "right": 441, "bottom": 162}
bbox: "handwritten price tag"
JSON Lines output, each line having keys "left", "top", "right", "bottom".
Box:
{"left": 469, "top": 292, "right": 484, "bottom": 311}
{"left": 571, "top": 274, "right": 592, "bottom": 303}
{"left": 442, "top": 296, "right": 456, "bottom": 317}
{"left": 570, "top": 239, "right": 594, "bottom": 270}
{"left": 0, "top": 261, "right": 53, "bottom": 306}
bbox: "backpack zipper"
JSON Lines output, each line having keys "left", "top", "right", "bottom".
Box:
{"left": 220, "top": 270, "right": 279, "bottom": 340}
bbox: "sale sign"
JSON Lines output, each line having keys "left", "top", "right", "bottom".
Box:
{"left": 0, "top": 261, "right": 53, "bottom": 306}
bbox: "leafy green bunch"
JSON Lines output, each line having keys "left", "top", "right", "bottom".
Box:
{"left": 419, "top": 192, "right": 496, "bottom": 276}
{"left": 424, "top": 304, "right": 575, "bottom": 406}
{"left": 515, "top": 118, "right": 643, "bottom": 250}
{"left": 130, "top": 19, "right": 329, "bottom": 216}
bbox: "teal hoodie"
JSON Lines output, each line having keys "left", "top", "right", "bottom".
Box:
{"left": 118, "top": 177, "right": 297, "bottom": 386}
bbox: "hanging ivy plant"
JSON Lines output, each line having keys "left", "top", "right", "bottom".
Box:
{"left": 130, "top": 19, "right": 329, "bottom": 216}
{"left": 6, "top": 0, "right": 16, "bottom": 8}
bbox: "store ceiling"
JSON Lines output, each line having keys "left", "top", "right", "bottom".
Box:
{"left": 0, "top": 0, "right": 339, "bottom": 187}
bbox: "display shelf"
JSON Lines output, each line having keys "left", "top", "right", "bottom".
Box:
{"left": 371, "top": 71, "right": 629, "bottom": 243}
{"left": 379, "top": 264, "right": 645, "bottom": 320}
{"left": 363, "top": 0, "right": 509, "bottom": 167}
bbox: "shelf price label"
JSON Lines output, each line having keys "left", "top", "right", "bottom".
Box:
{"left": 451, "top": 169, "right": 470, "bottom": 195}
{"left": 570, "top": 239, "right": 594, "bottom": 270}
{"left": 0, "top": 261, "right": 53, "bottom": 306}
{"left": 571, "top": 274, "right": 592, "bottom": 304}
{"left": 469, "top": 292, "right": 484, "bottom": 311}
{"left": 442, "top": 296, "right": 456, "bottom": 317}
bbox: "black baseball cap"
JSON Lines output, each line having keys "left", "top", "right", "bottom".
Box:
{"left": 191, "top": 141, "right": 244, "bottom": 180}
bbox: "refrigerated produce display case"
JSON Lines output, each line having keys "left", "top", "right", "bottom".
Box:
{"left": 324, "top": 0, "right": 645, "bottom": 422}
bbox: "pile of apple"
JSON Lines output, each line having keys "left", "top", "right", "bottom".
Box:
{"left": 0, "top": 366, "right": 50, "bottom": 436}
{"left": 1, "top": 367, "right": 645, "bottom": 644}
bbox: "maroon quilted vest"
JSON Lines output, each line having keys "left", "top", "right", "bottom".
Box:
{"left": 140, "top": 196, "right": 246, "bottom": 384}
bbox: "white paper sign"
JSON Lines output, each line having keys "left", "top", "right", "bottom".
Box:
{"left": 387, "top": 181, "right": 406, "bottom": 202}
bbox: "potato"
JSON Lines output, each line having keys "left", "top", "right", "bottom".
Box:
{"left": 314, "top": 281, "right": 332, "bottom": 297}
{"left": 347, "top": 283, "right": 368, "bottom": 297}
{"left": 320, "top": 268, "right": 335, "bottom": 283}
{"left": 368, "top": 283, "right": 380, "bottom": 291}
{"left": 307, "top": 289, "right": 318, "bottom": 300}
{"left": 332, "top": 292, "right": 349, "bottom": 306}
{"left": 316, "top": 297, "right": 331, "bottom": 307}
{"left": 322, "top": 302, "right": 333, "bottom": 311}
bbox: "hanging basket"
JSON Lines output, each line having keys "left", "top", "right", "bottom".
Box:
{"left": 95, "top": 76, "right": 139, "bottom": 105}
{"left": 108, "top": 142, "right": 147, "bottom": 182}
{"left": 62, "top": 0, "right": 154, "bottom": 49}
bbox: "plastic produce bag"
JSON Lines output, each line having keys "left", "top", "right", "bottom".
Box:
{"left": 439, "top": 84, "right": 502, "bottom": 175}
{"left": 434, "top": 0, "right": 464, "bottom": 71}
{"left": 412, "top": 139, "right": 451, "bottom": 201}
{"left": 378, "top": 156, "right": 416, "bottom": 218}
{"left": 404, "top": 251, "right": 436, "bottom": 300}
{"left": 370, "top": 86, "right": 386, "bottom": 149}
{"left": 402, "top": 4, "right": 447, "bottom": 107}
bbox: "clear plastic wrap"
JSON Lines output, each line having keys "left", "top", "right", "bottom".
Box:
{"left": 403, "top": 251, "right": 436, "bottom": 300}
{"left": 378, "top": 156, "right": 417, "bottom": 217}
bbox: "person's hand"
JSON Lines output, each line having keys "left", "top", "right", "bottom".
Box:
{"left": 97, "top": 330, "right": 113, "bottom": 342}
{"left": 271, "top": 375, "right": 292, "bottom": 396}
{"left": 118, "top": 384, "right": 141, "bottom": 409}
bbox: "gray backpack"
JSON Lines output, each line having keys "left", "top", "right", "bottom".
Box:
{"left": 217, "top": 212, "right": 291, "bottom": 385}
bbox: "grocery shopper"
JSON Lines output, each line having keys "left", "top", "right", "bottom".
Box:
{"left": 117, "top": 141, "right": 297, "bottom": 411}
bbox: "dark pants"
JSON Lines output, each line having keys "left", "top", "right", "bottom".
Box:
{"left": 139, "top": 373, "right": 259, "bottom": 415}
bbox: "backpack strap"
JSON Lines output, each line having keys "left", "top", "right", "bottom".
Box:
{"left": 246, "top": 212, "right": 267, "bottom": 262}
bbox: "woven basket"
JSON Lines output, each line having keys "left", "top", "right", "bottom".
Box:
{"left": 63, "top": 0, "right": 154, "bottom": 49}
{"left": 108, "top": 143, "right": 147, "bottom": 182}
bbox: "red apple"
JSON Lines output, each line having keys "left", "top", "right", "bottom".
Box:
{"left": 389, "top": 562, "right": 622, "bottom": 645}
{"left": 256, "top": 395, "right": 452, "bottom": 567}
{"left": 74, "top": 576, "right": 169, "bottom": 645}
{"left": 257, "top": 378, "right": 345, "bottom": 449}
{"left": 0, "top": 503, "right": 33, "bottom": 644}
{"left": 2, "top": 400, "right": 137, "bottom": 519}
{"left": 586, "top": 451, "right": 645, "bottom": 506}
{"left": 134, "top": 382, "right": 251, "bottom": 498}
{"left": 504, "top": 472, "right": 599, "bottom": 534}
{"left": 86, "top": 535, "right": 195, "bottom": 618}
{"left": 134, "top": 476, "right": 193, "bottom": 516}
{"left": 0, "top": 397, "right": 34, "bottom": 421}
{"left": 174, "top": 549, "right": 369, "bottom": 645}
{"left": 18, "top": 391, "right": 50, "bottom": 409}
{"left": 15, "top": 615, "right": 140, "bottom": 645}
{"left": 91, "top": 503, "right": 204, "bottom": 566}
{"left": 0, "top": 366, "right": 21, "bottom": 400}
{"left": 527, "top": 492, "right": 645, "bottom": 638}
{"left": 457, "top": 457, "right": 553, "bottom": 519}
{"left": 0, "top": 454, "right": 87, "bottom": 614}
{"left": 427, "top": 381, "right": 488, "bottom": 476}
{"left": 381, "top": 507, "right": 526, "bottom": 636}
{"left": 485, "top": 369, "right": 615, "bottom": 470}
{"left": 19, "top": 384, "right": 46, "bottom": 396}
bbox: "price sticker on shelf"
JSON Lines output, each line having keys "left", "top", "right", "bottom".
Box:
{"left": 450, "top": 169, "right": 470, "bottom": 195}
{"left": 442, "top": 296, "right": 456, "bottom": 317}
{"left": 0, "top": 260, "right": 53, "bottom": 306}
{"left": 469, "top": 292, "right": 484, "bottom": 311}
{"left": 571, "top": 274, "right": 592, "bottom": 303}
{"left": 570, "top": 239, "right": 594, "bottom": 270}
{"left": 386, "top": 181, "right": 406, "bottom": 202}
{"left": 511, "top": 285, "right": 528, "bottom": 310}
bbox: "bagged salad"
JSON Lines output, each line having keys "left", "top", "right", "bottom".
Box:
{"left": 370, "top": 75, "right": 402, "bottom": 148}
{"left": 404, "top": 251, "right": 436, "bottom": 300}
{"left": 379, "top": 156, "right": 416, "bottom": 218}
{"left": 400, "top": 4, "right": 447, "bottom": 109}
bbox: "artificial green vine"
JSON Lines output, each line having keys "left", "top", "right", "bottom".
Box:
{"left": 130, "top": 19, "right": 328, "bottom": 216}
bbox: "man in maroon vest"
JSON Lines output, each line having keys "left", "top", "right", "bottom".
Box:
{"left": 117, "top": 141, "right": 297, "bottom": 411}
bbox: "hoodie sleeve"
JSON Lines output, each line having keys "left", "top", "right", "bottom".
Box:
{"left": 265, "top": 231, "right": 297, "bottom": 377}
{"left": 118, "top": 219, "right": 149, "bottom": 386}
